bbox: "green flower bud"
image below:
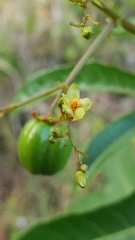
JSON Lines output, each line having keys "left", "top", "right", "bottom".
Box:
{"left": 57, "top": 97, "right": 63, "bottom": 107}
{"left": 49, "top": 136, "right": 58, "bottom": 144}
{"left": 80, "top": 164, "right": 88, "bottom": 173}
{"left": 51, "top": 128, "right": 63, "bottom": 139}
{"left": 81, "top": 26, "right": 94, "bottom": 40}
{"left": 75, "top": 171, "right": 86, "bottom": 188}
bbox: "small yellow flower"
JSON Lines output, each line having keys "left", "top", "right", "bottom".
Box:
{"left": 61, "top": 83, "right": 91, "bottom": 121}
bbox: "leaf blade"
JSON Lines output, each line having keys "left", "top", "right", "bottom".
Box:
{"left": 11, "top": 62, "right": 135, "bottom": 114}
{"left": 13, "top": 192, "right": 135, "bottom": 240}
{"left": 69, "top": 124, "right": 135, "bottom": 213}
{"left": 83, "top": 111, "right": 135, "bottom": 166}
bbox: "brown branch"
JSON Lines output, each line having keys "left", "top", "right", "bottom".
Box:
{"left": 91, "top": 0, "right": 135, "bottom": 35}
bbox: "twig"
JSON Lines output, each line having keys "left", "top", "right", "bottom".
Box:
{"left": 50, "top": 21, "right": 115, "bottom": 113}
{"left": 91, "top": 0, "right": 135, "bottom": 35}
{"left": 0, "top": 83, "right": 65, "bottom": 116}
{"left": 67, "top": 132, "right": 90, "bottom": 159}
{"left": 0, "top": 21, "right": 115, "bottom": 116}
{"left": 65, "top": 21, "right": 115, "bottom": 85}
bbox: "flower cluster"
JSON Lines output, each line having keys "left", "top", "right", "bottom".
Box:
{"left": 58, "top": 83, "right": 91, "bottom": 121}
{"left": 69, "top": 0, "right": 100, "bottom": 39}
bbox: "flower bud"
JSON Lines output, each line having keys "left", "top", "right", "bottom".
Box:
{"left": 75, "top": 171, "right": 86, "bottom": 188}
{"left": 51, "top": 128, "right": 63, "bottom": 139}
{"left": 81, "top": 26, "right": 94, "bottom": 39}
{"left": 49, "top": 136, "right": 58, "bottom": 144}
{"left": 80, "top": 164, "right": 88, "bottom": 173}
{"left": 57, "top": 97, "right": 64, "bottom": 110}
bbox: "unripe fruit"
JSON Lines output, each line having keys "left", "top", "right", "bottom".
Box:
{"left": 18, "top": 118, "right": 72, "bottom": 175}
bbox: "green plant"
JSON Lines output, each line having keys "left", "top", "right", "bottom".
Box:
{"left": 0, "top": 1, "right": 135, "bottom": 240}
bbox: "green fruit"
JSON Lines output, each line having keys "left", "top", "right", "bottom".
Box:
{"left": 18, "top": 118, "right": 72, "bottom": 175}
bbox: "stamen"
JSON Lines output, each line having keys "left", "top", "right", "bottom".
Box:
{"left": 70, "top": 99, "right": 78, "bottom": 110}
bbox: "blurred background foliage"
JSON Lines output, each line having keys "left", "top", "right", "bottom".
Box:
{"left": 0, "top": 0, "right": 135, "bottom": 239}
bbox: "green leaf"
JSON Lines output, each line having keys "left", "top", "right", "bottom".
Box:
{"left": 11, "top": 62, "right": 135, "bottom": 114}
{"left": 69, "top": 124, "right": 135, "bottom": 213}
{"left": 0, "top": 57, "right": 21, "bottom": 82}
{"left": 13, "top": 192, "right": 135, "bottom": 240}
{"left": 83, "top": 111, "right": 135, "bottom": 166}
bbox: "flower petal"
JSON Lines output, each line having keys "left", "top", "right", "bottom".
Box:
{"left": 62, "top": 105, "right": 74, "bottom": 119}
{"left": 67, "top": 83, "right": 80, "bottom": 101}
{"left": 79, "top": 98, "right": 92, "bottom": 111}
{"left": 73, "top": 107, "right": 85, "bottom": 121}
{"left": 62, "top": 93, "right": 70, "bottom": 105}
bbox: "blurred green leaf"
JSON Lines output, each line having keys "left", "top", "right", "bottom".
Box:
{"left": 0, "top": 58, "right": 21, "bottom": 82}
{"left": 69, "top": 124, "right": 135, "bottom": 213}
{"left": 83, "top": 111, "right": 135, "bottom": 166}
{"left": 13, "top": 191, "right": 135, "bottom": 240}
{"left": 11, "top": 62, "right": 135, "bottom": 114}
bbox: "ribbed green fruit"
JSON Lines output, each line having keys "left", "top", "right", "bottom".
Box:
{"left": 18, "top": 118, "right": 72, "bottom": 175}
